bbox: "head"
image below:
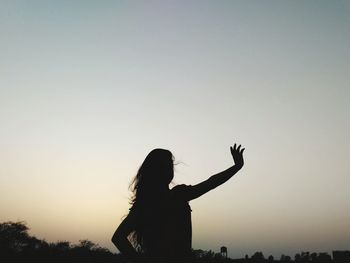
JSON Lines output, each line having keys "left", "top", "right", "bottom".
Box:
{"left": 129, "top": 149, "right": 175, "bottom": 250}
{"left": 130, "top": 148, "right": 174, "bottom": 203}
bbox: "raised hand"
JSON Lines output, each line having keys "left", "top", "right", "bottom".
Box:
{"left": 180, "top": 143, "right": 246, "bottom": 201}
{"left": 230, "top": 143, "right": 245, "bottom": 168}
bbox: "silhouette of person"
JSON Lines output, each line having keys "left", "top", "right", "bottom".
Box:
{"left": 112, "top": 143, "right": 245, "bottom": 263}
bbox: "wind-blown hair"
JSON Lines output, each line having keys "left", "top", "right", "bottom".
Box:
{"left": 128, "top": 148, "right": 174, "bottom": 251}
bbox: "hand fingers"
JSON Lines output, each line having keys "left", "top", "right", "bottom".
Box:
{"left": 231, "top": 143, "right": 245, "bottom": 154}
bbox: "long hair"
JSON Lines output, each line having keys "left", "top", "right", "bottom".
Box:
{"left": 128, "top": 148, "right": 174, "bottom": 251}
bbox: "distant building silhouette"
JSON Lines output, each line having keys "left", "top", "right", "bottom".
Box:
{"left": 220, "top": 246, "right": 227, "bottom": 258}
{"left": 333, "top": 250, "right": 350, "bottom": 263}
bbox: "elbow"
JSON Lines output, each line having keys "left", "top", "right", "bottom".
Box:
{"left": 111, "top": 235, "right": 116, "bottom": 244}
{"left": 111, "top": 232, "right": 125, "bottom": 247}
{"left": 111, "top": 233, "right": 119, "bottom": 245}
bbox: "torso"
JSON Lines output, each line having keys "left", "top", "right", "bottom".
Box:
{"left": 132, "top": 185, "right": 193, "bottom": 263}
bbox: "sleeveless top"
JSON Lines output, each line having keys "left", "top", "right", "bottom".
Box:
{"left": 130, "top": 184, "right": 193, "bottom": 263}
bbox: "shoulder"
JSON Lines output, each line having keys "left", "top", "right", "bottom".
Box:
{"left": 171, "top": 184, "right": 192, "bottom": 199}
{"left": 171, "top": 184, "right": 192, "bottom": 191}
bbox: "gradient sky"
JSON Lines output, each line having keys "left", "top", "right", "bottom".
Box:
{"left": 1, "top": 0, "right": 349, "bottom": 259}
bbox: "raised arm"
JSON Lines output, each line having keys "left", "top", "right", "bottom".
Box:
{"left": 183, "top": 143, "right": 245, "bottom": 201}
{"left": 111, "top": 212, "right": 142, "bottom": 263}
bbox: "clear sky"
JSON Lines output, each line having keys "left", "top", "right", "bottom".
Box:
{"left": 1, "top": 0, "right": 349, "bottom": 259}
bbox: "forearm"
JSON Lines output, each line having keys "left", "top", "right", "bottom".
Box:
{"left": 187, "top": 164, "right": 243, "bottom": 200}
{"left": 113, "top": 237, "right": 141, "bottom": 263}
{"left": 207, "top": 164, "right": 242, "bottom": 190}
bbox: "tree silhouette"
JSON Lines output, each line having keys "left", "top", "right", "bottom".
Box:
{"left": 301, "top": 251, "right": 310, "bottom": 262}
{"left": 295, "top": 253, "right": 302, "bottom": 262}
{"left": 0, "top": 221, "right": 31, "bottom": 253}
{"left": 0, "top": 220, "right": 346, "bottom": 263}
{"left": 280, "top": 254, "right": 291, "bottom": 262}
{"left": 250, "top": 251, "right": 265, "bottom": 263}
{"left": 0, "top": 221, "right": 119, "bottom": 263}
